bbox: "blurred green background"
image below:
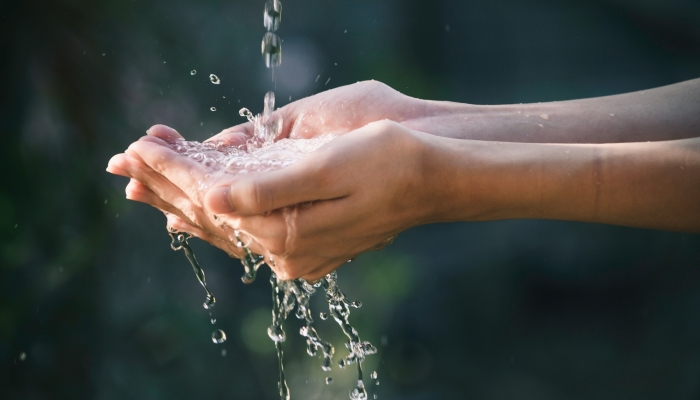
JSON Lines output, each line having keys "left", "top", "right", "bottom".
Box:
{"left": 1, "top": 0, "right": 700, "bottom": 399}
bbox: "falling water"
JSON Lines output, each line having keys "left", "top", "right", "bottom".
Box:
{"left": 166, "top": 1, "right": 377, "bottom": 398}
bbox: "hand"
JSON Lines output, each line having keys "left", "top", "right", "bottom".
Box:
{"left": 107, "top": 126, "right": 245, "bottom": 259}
{"left": 201, "top": 120, "right": 439, "bottom": 280}
{"left": 109, "top": 119, "right": 436, "bottom": 281}
{"left": 207, "top": 80, "right": 428, "bottom": 146}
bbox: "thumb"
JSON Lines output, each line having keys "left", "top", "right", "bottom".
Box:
{"left": 204, "top": 158, "right": 346, "bottom": 215}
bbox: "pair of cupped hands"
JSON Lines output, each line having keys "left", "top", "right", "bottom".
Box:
{"left": 107, "top": 81, "right": 451, "bottom": 281}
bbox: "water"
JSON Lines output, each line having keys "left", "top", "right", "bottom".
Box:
{"left": 169, "top": 232, "right": 228, "bottom": 352}
{"left": 212, "top": 329, "right": 227, "bottom": 344}
{"left": 266, "top": 272, "right": 376, "bottom": 400}
{"left": 191, "top": 69, "right": 197, "bottom": 75}
{"left": 169, "top": 232, "right": 217, "bottom": 310}
{"left": 264, "top": 0, "right": 282, "bottom": 32}
{"left": 166, "top": 0, "right": 377, "bottom": 397}
{"left": 261, "top": 32, "right": 282, "bottom": 69}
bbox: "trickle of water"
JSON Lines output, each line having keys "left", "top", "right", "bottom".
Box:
{"left": 262, "top": 32, "right": 282, "bottom": 69}
{"left": 212, "top": 329, "right": 227, "bottom": 344}
{"left": 204, "top": 293, "right": 216, "bottom": 310}
{"left": 264, "top": 0, "right": 282, "bottom": 32}
{"left": 169, "top": 233, "right": 217, "bottom": 310}
{"left": 350, "top": 380, "right": 367, "bottom": 400}
{"left": 326, "top": 377, "right": 333, "bottom": 385}
{"left": 191, "top": 70, "right": 197, "bottom": 75}
{"left": 210, "top": 74, "right": 220, "bottom": 84}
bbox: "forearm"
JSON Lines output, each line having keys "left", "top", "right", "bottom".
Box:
{"left": 404, "top": 78, "right": 700, "bottom": 144}
{"left": 424, "top": 135, "right": 700, "bottom": 232}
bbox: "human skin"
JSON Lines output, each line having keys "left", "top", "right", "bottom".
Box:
{"left": 107, "top": 79, "right": 700, "bottom": 280}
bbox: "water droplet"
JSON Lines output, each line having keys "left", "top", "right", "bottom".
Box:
{"left": 264, "top": 0, "right": 282, "bottom": 32}
{"left": 209, "top": 74, "right": 220, "bottom": 84}
{"left": 19, "top": 352, "right": 26, "bottom": 361}
{"left": 319, "top": 312, "right": 328, "bottom": 320}
{"left": 609, "top": 113, "right": 615, "bottom": 117}
{"left": 375, "top": 380, "right": 380, "bottom": 386}
{"left": 374, "top": 395, "right": 378, "bottom": 399}
{"left": 325, "top": 77, "right": 331, "bottom": 85}
{"left": 211, "top": 317, "right": 216, "bottom": 324}
{"left": 190, "top": 70, "right": 197, "bottom": 75}
{"left": 261, "top": 32, "right": 282, "bottom": 68}
{"left": 370, "top": 371, "right": 377, "bottom": 379}
{"left": 212, "top": 329, "right": 227, "bottom": 344}
{"left": 204, "top": 294, "right": 216, "bottom": 309}
{"left": 210, "top": 107, "right": 217, "bottom": 112}
{"left": 539, "top": 114, "right": 549, "bottom": 120}
{"left": 221, "top": 349, "right": 227, "bottom": 357}
{"left": 351, "top": 301, "right": 362, "bottom": 308}
{"left": 325, "top": 377, "right": 333, "bottom": 385}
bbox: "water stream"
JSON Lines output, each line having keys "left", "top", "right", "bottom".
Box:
{"left": 167, "top": 1, "right": 378, "bottom": 398}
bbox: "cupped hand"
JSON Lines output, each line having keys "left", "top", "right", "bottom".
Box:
{"left": 209, "top": 80, "right": 429, "bottom": 147}
{"left": 203, "top": 120, "right": 437, "bottom": 280}
{"left": 107, "top": 125, "right": 246, "bottom": 259}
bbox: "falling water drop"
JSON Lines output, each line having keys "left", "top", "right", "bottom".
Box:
{"left": 320, "top": 312, "right": 328, "bottom": 320}
{"left": 212, "top": 329, "right": 227, "bottom": 344}
{"left": 210, "top": 74, "right": 221, "bottom": 84}
{"left": 325, "top": 377, "right": 333, "bottom": 385}
{"left": 264, "top": 0, "right": 282, "bottom": 32}
{"left": 370, "top": 371, "right": 377, "bottom": 379}
{"left": 204, "top": 293, "right": 216, "bottom": 310}
{"left": 190, "top": 70, "right": 197, "bottom": 75}
{"left": 210, "top": 107, "right": 217, "bottom": 112}
{"left": 261, "top": 32, "right": 282, "bottom": 68}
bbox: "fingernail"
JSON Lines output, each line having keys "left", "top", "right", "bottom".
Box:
{"left": 206, "top": 186, "right": 234, "bottom": 214}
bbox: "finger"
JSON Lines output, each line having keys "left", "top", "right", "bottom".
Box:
{"left": 205, "top": 123, "right": 254, "bottom": 147}
{"left": 146, "top": 124, "right": 184, "bottom": 143}
{"left": 126, "top": 140, "right": 207, "bottom": 204}
{"left": 204, "top": 155, "right": 347, "bottom": 216}
{"left": 126, "top": 179, "right": 192, "bottom": 220}
{"left": 119, "top": 151, "right": 203, "bottom": 225}
{"left": 107, "top": 153, "right": 132, "bottom": 177}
